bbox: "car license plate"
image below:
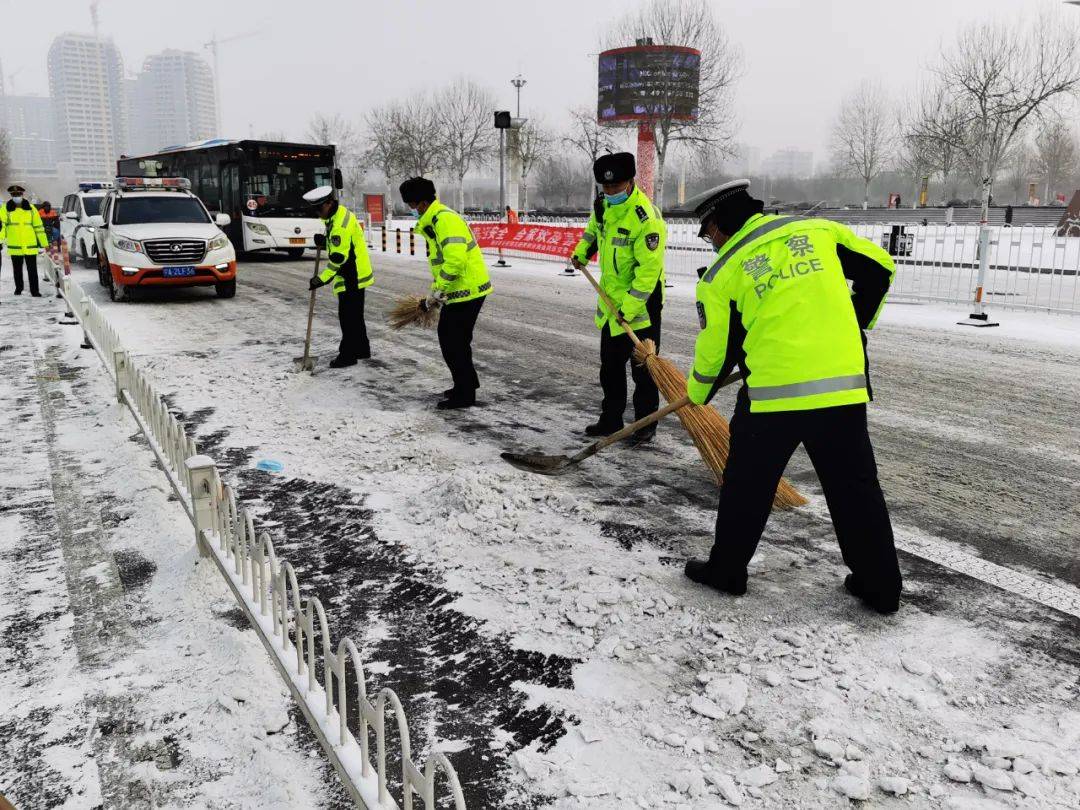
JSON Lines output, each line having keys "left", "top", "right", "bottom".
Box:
{"left": 289, "top": 237, "right": 306, "bottom": 245}
{"left": 163, "top": 266, "right": 196, "bottom": 277}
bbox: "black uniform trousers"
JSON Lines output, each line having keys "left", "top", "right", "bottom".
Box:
{"left": 599, "top": 283, "right": 662, "bottom": 427}
{"left": 336, "top": 288, "right": 370, "bottom": 361}
{"left": 438, "top": 297, "right": 485, "bottom": 401}
{"left": 710, "top": 394, "right": 902, "bottom": 602}
{"left": 11, "top": 254, "right": 41, "bottom": 296}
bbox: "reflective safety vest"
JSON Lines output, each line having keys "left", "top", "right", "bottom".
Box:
{"left": 571, "top": 184, "right": 666, "bottom": 336}
{"left": 416, "top": 200, "right": 492, "bottom": 304}
{"left": 688, "top": 214, "right": 895, "bottom": 413}
{"left": 318, "top": 203, "right": 374, "bottom": 295}
{"left": 0, "top": 201, "right": 48, "bottom": 256}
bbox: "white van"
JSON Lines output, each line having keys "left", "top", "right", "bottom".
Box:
{"left": 60, "top": 181, "right": 113, "bottom": 266}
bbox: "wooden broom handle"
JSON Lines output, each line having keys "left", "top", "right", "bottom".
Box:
{"left": 578, "top": 264, "right": 647, "bottom": 350}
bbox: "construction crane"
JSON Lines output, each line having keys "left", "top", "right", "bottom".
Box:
{"left": 203, "top": 30, "right": 262, "bottom": 136}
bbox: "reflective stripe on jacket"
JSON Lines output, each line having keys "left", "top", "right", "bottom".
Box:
{"left": 0, "top": 202, "right": 48, "bottom": 256}
{"left": 687, "top": 215, "right": 895, "bottom": 413}
{"left": 416, "top": 200, "right": 492, "bottom": 304}
{"left": 570, "top": 185, "right": 666, "bottom": 336}
{"left": 318, "top": 203, "right": 374, "bottom": 295}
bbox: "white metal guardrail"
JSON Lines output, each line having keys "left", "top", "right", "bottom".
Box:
{"left": 375, "top": 217, "right": 1080, "bottom": 315}
{"left": 44, "top": 258, "right": 467, "bottom": 810}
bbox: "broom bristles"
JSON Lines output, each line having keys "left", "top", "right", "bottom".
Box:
{"left": 389, "top": 294, "right": 439, "bottom": 330}
{"left": 633, "top": 339, "right": 808, "bottom": 510}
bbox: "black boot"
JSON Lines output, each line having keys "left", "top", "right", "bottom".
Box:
{"left": 627, "top": 425, "right": 656, "bottom": 447}
{"left": 584, "top": 420, "right": 622, "bottom": 437}
{"left": 437, "top": 395, "right": 476, "bottom": 410}
{"left": 328, "top": 355, "right": 357, "bottom": 368}
{"left": 684, "top": 559, "right": 748, "bottom": 596}
{"left": 844, "top": 574, "right": 899, "bottom": 615}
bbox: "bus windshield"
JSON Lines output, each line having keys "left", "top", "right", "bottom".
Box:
{"left": 243, "top": 162, "right": 333, "bottom": 218}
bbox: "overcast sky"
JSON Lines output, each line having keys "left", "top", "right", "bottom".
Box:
{"left": 0, "top": 0, "right": 1063, "bottom": 164}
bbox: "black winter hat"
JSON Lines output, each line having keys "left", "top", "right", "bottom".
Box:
{"left": 399, "top": 177, "right": 437, "bottom": 205}
{"left": 593, "top": 152, "right": 635, "bottom": 184}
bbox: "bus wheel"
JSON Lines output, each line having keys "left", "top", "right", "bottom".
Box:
{"left": 215, "top": 280, "right": 237, "bottom": 299}
{"left": 285, "top": 248, "right": 305, "bottom": 259}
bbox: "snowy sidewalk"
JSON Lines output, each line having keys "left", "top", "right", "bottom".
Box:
{"left": 0, "top": 294, "right": 336, "bottom": 808}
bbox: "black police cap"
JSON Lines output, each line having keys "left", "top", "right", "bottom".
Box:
{"left": 593, "top": 152, "right": 635, "bottom": 184}
{"left": 399, "top": 177, "right": 437, "bottom": 205}
{"left": 692, "top": 179, "right": 763, "bottom": 237}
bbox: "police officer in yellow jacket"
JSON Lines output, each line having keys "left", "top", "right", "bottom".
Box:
{"left": 302, "top": 186, "right": 374, "bottom": 367}
{"left": 570, "top": 153, "right": 666, "bottom": 443}
{"left": 399, "top": 177, "right": 491, "bottom": 410}
{"left": 683, "top": 180, "right": 902, "bottom": 614}
{"left": 1, "top": 184, "right": 49, "bottom": 297}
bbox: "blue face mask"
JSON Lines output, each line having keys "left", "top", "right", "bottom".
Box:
{"left": 410, "top": 207, "right": 420, "bottom": 217}
{"left": 604, "top": 190, "right": 629, "bottom": 206}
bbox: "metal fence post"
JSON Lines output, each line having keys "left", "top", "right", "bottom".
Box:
{"left": 409, "top": 229, "right": 415, "bottom": 256}
{"left": 185, "top": 455, "right": 217, "bottom": 558}
{"left": 381, "top": 227, "right": 387, "bottom": 252}
{"left": 395, "top": 228, "right": 401, "bottom": 254}
{"left": 113, "top": 350, "right": 130, "bottom": 402}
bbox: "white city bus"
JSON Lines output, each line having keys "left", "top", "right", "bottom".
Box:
{"left": 118, "top": 139, "right": 339, "bottom": 258}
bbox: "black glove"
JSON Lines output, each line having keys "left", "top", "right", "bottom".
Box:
{"left": 308, "top": 276, "right": 323, "bottom": 291}
{"left": 313, "top": 233, "right": 326, "bottom": 249}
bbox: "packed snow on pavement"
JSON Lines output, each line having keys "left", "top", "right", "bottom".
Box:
{"left": 3, "top": 250, "right": 1080, "bottom": 808}
{"left": 0, "top": 277, "right": 338, "bottom": 809}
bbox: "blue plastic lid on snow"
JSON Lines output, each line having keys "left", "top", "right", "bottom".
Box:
{"left": 256, "top": 459, "right": 284, "bottom": 473}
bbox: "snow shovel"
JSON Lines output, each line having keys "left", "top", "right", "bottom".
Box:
{"left": 502, "top": 396, "right": 691, "bottom": 475}
{"left": 291, "top": 247, "right": 323, "bottom": 373}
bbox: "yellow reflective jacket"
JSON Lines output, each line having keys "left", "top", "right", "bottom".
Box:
{"left": 571, "top": 185, "right": 666, "bottom": 336}
{"left": 688, "top": 215, "right": 894, "bottom": 413}
{"left": 0, "top": 201, "right": 48, "bottom": 256}
{"left": 416, "top": 200, "right": 492, "bottom": 304}
{"left": 318, "top": 203, "right": 374, "bottom": 295}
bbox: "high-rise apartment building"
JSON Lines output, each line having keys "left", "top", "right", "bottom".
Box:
{"left": 47, "top": 33, "right": 127, "bottom": 181}
{"left": 128, "top": 49, "right": 217, "bottom": 156}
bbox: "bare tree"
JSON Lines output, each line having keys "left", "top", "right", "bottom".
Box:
{"left": 930, "top": 11, "right": 1080, "bottom": 222}
{"left": 907, "top": 82, "right": 969, "bottom": 203}
{"left": 437, "top": 78, "right": 496, "bottom": 212}
{"left": 1002, "top": 140, "right": 1036, "bottom": 204}
{"left": 535, "top": 156, "right": 584, "bottom": 209}
{"left": 1034, "top": 118, "right": 1079, "bottom": 204}
{"left": 306, "top": 113, "right": 360, "bottom": 159}
{"left": 363, "top": 102, "right": 406, "bottom": 214}
{"left": 388, "top": 94, "right": 444, "bottom": 179}
{"left": 307, "top": 113, "right": 365, "bottom": 203}
{"left": 608, "top": 0, "right": 742, "bottom": 211}
{"left": 831, "top": 81, "right": 895, "bottom": 208}
{"left": 0, "top": 129, "right": 11, "bottom": 191}
{"left": 514, "top": 119, "right": 553, "bottom": 212}
{"left": 564, "top": 106, "right": 618, "bottom": 200}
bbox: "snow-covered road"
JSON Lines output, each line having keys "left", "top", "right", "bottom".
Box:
{"left": 6, "top": 251, "right": 1080, "bottom": 808}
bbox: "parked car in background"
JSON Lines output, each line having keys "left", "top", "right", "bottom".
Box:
{"left": 60, "top": 181, "right": 113, "bottom": 266}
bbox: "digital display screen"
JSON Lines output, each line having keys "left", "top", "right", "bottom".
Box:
{"left": 598, "top": 46, "right": 701, "bottom": 123}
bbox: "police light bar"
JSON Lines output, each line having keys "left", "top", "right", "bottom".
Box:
{"left": 78, "top": 181, "right": 115, "bottom": 191}
{"left": 115, "top": 176, "right": 192, "bottom": 191}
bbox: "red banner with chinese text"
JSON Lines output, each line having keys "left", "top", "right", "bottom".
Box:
{"left": 468, "top": 222, "right": 582, "bottom": 258}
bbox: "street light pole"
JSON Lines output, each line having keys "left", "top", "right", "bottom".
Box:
{"left": 511, "top": 75, "right": 527, "bottom": 118}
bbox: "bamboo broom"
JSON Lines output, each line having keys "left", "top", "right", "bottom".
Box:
{"left": 388, "top": 294, "right": 440, "bottom": 330}
{"left": 579, "top": 266, "right": 807, "bottom": 510}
